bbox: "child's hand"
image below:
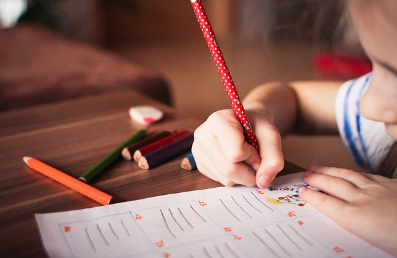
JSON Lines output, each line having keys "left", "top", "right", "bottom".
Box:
{"left": 192, "top": 109, "right": 284, "bottom": 188}
{"left": 299, "top": 167, "right": 397, "bottom": 257}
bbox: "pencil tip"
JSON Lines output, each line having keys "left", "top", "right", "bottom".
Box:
{"left": 23, "top": 156, "right": 31, "bottom": 163}
{"left": 133, "top": 151, "right": 142, "bottom": 162}
{"left": 180, "top": 158, "right": 190, "bottom": 170}
{"left": 138, "top": 157, "right": 149, "bottom": 170}
{"left": 121, "top": 148, "right": 132, "bottom": 161}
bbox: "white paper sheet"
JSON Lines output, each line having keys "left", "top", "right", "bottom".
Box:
{"left": 36, "top": 172, "right": 393, "bottom": 258}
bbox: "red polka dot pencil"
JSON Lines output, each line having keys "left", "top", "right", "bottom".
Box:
{"left": 191, "top": 0, "right": 258, "bottom": 150}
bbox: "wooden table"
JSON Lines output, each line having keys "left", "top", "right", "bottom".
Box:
{"left": 0, "top": 90, "right": 303, "bottom": 257}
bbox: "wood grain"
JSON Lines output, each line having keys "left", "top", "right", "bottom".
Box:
{"left": 0, "top": 90, "right": 304, "bottom": 257}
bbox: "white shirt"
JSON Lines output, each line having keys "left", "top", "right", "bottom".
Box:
{"left": 335, "top": 73, "right": 395, "bottom": 172}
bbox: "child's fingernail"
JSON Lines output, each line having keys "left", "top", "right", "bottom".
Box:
{"left": 303, "top": 170, "right": 313, "bottom": 177}
{"left": 299, "top": 186, "right": 307, "bottom": 193}
{"left": 258, "top": 175, "right": 270, "bottom": 188}
{"left": 258, "top": 175, "right": 275, "bottom": 188}
{"left": 310, "top": 165, "right": 319, "bottom": 172}
{"left": 251, "top": 162, "right": 260, "bottom": 171}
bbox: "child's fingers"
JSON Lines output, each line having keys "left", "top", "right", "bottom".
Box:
{"left": 194, "top": 109, "right": 282, "bottom": 188}
{"left": 212, "top": 113, "right": 262, "bottom": 174}
{"left": 298, "top": 187, "right": 353, "bottom": 229}
{"left": 254, "top": 123, "right": 284, "bottom": 188}
{"left": 191, "top": 143, "right": 234, "bottom": 185}
{"left": 241, "top": 143, "right": 261, "bottom": 172}
{"left": 205, "top": 138, "right": 256, "bottom": 186}
{"left": 302, "top": 171, "right": 362, "bottom": 202}
{"left": 309, "top": 166, "right": 373, "bottom": 188}
{"left": 210, "top": 110, "right": 258, "bottom": 163}
{"left": 190, "top": 148, "right": 217, "bottom": 182}
{"left": 192, "top": 132, "right": 256, "bottom": 187}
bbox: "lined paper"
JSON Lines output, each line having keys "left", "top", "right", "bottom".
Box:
{"left": 36, "top": 172, "right": 392, "bottom": 258}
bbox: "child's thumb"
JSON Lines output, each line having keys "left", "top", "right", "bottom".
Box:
{"left": 255, "top": 147, "right": 284, "bottom": 188}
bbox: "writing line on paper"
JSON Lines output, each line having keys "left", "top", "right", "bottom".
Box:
{"left": 35, "top": 172, "right": 394, "bottom": 258}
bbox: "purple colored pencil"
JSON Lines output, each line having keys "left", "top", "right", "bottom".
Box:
{"left": 138, "top": 134, "right": 194, "bottom": 169}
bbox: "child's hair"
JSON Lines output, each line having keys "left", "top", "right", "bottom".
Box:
{"left": 270, "top": 0, "right": 349, "bottom": 45}
{"left": 269, "top": 0, "right": 367, "bottom": 56}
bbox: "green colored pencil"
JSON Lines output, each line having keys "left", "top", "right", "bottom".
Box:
{"left": 79, "top": 129, "right": 146, "bottom": 183}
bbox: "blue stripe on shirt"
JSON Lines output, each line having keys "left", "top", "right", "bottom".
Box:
{"left": 355, "top": 74, "right": 371, "bottom": 166}
{"left": 343, "top": 79, "right": 367, "bottom": 168}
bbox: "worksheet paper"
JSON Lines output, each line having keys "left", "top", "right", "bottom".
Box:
{"left": 36, "top": 172, "right": 393, "bottom": 258}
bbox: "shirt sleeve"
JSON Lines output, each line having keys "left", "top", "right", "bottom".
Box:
{"left": 335, "top": 73, "right": 394, "bottom": 171}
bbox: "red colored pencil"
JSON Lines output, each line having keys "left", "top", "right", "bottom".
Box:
{"left": 133, "top": 130, "right": 191, "bottom": 162}
{"left": 138, "top": 134, "right": 194, "bottom": 170}
{"left": 191, "top": 0, "right": 258, "bottom": 150}
{"left": 122, "top": 131, "right": 173, "bottom": 161}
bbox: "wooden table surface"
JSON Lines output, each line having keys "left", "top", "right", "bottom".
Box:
{"left": 0, "top": 90, "right": 303, "bottom": 257}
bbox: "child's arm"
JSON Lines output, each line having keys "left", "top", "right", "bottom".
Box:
{"left": 243, "top": 80, "right": 342, "bottom": 135}
{"left": 192, "top": 80, "right": 342, "bottom": 188}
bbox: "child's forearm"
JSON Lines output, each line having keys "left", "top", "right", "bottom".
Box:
{"left": 243, "top": 81, "right": 342, "bottom": 135}
{"left": 243, "top": 81, "right": 298, "bottom": 136}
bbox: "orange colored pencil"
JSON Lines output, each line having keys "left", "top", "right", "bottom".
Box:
{"left": 23, "top": 156, "right": 113, "bottom": 206}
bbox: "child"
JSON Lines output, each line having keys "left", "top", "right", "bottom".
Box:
{"left": 192, "top": 0, "right": 397, "bottom": 256}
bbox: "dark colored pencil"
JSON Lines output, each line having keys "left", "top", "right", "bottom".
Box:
{"left": 133, "top": 130, "right": 191, "bottom": 162}
{"left": 138, "top": 134, "right": 194, "bottom": 169}
{"left": 181, "top": 154, "right": 197, "bottom": 171}
{"left": 79, "top": 129, "right": 146, "bottom": 183}
{"left": 121, "top": 131, "right": 172, "bottom": 161}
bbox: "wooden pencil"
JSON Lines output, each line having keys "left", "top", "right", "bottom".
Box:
{"left": 121, "top": 131, "right": 172, "bottom": 161}
{"left": 24, "top": 157, "right": 113, "bottom": 205}
{"left": 138, "top": 134, "right": 194, "bottom": 170}
{"left": 181, "top": 154, "right": 197, "bottom": 171}
{"left": 191, "top": 0, "right": 258, "bottom": 150}
{"left": 79, "top": 129, "right": 146, "bottom": 183}
{"left": 133, "top": 130, "right": 191, "bottom": 162}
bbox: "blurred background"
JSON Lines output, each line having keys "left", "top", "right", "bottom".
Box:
{"left": 0, "top": 0, "right": 371, "bottom": 170}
